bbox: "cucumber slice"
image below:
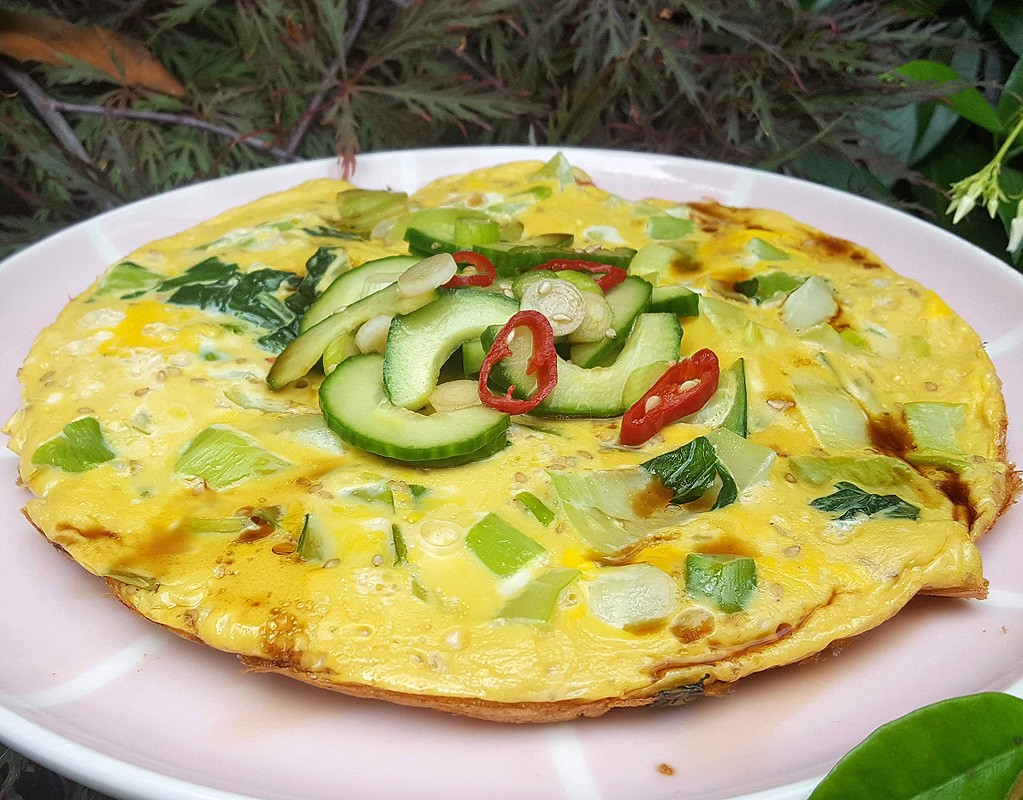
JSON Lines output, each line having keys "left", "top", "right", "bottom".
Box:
{"left": 484, "top": 312, "right": 682, "bottom": 417}
{"left": 301, "top": 254, "right": 420, "bottom": 332}
{"left": 383, "top": 288, "right": 519, "bottom": 410}
{"left": 569, "top": 276, "right": 653, "bottom": 368}
{"left": 683, "top": 357, "right": 748, "bottom": 436}
{"left": 267, "top": 283, "right": 438, "bottom": 389}
{"left": 320, "top": 354, "right": 509, "bottom": 465}
{"left": 475, "top": 240, "right": 632, "bottom": 277}
{"left": 650, "top": 284, "right": 700, "bottom": 318}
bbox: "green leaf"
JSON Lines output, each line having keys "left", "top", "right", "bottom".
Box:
{"left": 685, "top": 553, "right": 757, "bottom": 613}
{"left": 809, "top": 693, "right": 1023, "bottom": 800}
{"left": 990, "top": 2, "right": 1023, "bottom": 56}
{"left": 31, "top": 417, "right": 115, "bottom": 472}
{"left": 810, "top": 481, "right": 920, "bottom": 521}
{"left": 94, "top": 261, "right": 162, "bottom": 297}
{"left": 641, "top": 436, "right": 738, "bottom": 509}
{"left": 998, "top": 53, "right": 1023, "bottom": 126}
{"left": 895, "top": 60, "right": 1004, "bottom": 134}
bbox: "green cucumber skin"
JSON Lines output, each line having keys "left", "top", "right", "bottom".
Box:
{"left": 570, "top": 276, "right": 653, "bottom": 368}
{"left": 383, "top": 288, "right": 519, "bottom": 410}
{"left": 486, "top": 312, "right": 682, "bottom": 417}
{"left": 301, "top": 254, "right": 420, "bottom": 332}
{"left": 320, "top": 354, "right": 509, "bottom": 465}
{"left": 650, "top": 284, "right": 700, "bottom": 318}
{"left": 267, "top": 284, "right": 438, "bottom": 390}
{"left": 721, "top": 358, "right": 748, "bottom": 437}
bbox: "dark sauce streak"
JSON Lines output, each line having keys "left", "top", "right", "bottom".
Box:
{"left": 868, "top": 413, "right": 979, "bottom": 529}
{"left": 867, "top": 413, "right": 915, "bottom": 459}
{"left": 939, "top": 473, "right": 978, "bottom": 530}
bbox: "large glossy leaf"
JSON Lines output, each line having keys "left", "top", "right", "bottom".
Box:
{"left": 809, "top": 693, "right": 1023, "bottom": 800}
{"left": 989, "top": 1, "right": 1023, "bottom": 56}
{"left": 896, "top": 60, "right": 1004, "bottom": 134}
{"left": 998, "top": 53, "right": 1023, "bottom": 126}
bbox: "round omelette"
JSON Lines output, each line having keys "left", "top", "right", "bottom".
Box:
{"left": 4, "top": 157, "right": 1018, "bottom": 722}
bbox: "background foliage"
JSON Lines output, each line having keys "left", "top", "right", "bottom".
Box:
{"left": 0, "top": 1, "right": 1021, "bottom": 797}
{"left": 1, "top": 0, "right": 1021, "bottom": 264}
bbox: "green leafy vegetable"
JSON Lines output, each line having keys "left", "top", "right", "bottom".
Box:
{"left": 259, "top": 246, "right": 349, "bottom": 352}
{"left": 174, "top": 426, "right": 289, "bottom": 488}
{"left": 789, "top": 455, "right": 917, "bottom": 487}
{"left": 685, "top": 553, "right": 757, "bottom": 613}
{"left": 810, "top": 481, "right": 920, "bottom": 521}
{"left": 809, "top": 693, "right": 1023, "bottom": 800}
{"left": 641, "top": 436, "right": 738, "bottom": 509}
{"left": 903, "top": 401, "right": 970, "bottom": 471}
{"left": 465, "top": 513, "right": 545, "bottom": 576}
{"left": 31, "top": 417, "right": 115, "bottom": 472}
{"left": 94, "top": 261, "right": 163, "bottom": 298}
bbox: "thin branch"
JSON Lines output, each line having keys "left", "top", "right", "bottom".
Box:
{"left": 50, "top": 101, "right": 299, "bottom": 162}
{"left": 2, "top": 64, "right": 297, "bottom": 163}
{"left": 1, "top": 65, "right": 91, "bottom": 163}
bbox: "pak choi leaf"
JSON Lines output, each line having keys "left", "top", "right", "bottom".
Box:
{"left": 641, "top": 436, "right": 738, "bottom": 509}
{"left": 810, "top": 481, "right": 920, "bottom": 521}
{"left": 31, "top": 417, "right": 115, "bottom": 472}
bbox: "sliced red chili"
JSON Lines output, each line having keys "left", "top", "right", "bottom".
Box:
{"left": 444, "top": 250, "right": 496, "bottom": 288}
{"left": 533, "top": 259, "right": 627, "bottom": 293}
{"left": 478, "top": 310, "right": 558, "bottom": 414}
{"left": 619, "top": 348, "right": 720, "bottom": 446}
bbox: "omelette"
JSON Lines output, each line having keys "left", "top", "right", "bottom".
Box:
{"left": 4, "top": 156, "right": 1017, "bottom": 722}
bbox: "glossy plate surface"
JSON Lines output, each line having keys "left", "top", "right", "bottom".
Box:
{"left": 2, "top": 146, "right": 1022, "bottom": 800}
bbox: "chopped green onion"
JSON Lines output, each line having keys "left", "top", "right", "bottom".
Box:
{"left": 391, "top": 524, "right": 408, "bottom": 565}
{"left": 748, "top": 237, "right": 790, "bottom": 261}
{"left": 454, "top": 217, "right": 501, "bottom": 246}
{"left": 685, "top": 553, "right": 757, "bottom": 613}
{"left": 297, "top": 514, "right": 338, "bottom": 562}
{"left": 174, "top": 426, "right": 289, "bottom": 488}
{"left": 515, "top": 491, "right": 556, "bottom": 525}
{"left": 647, "top": 215, "right": 695, "bottom": 240}
{"left": 336, "top": 189, "right": 409, "bottom": 235}
{"left": 351, "top": 482, "right": 395, "bottom": 508}
{"left": 498, "top": 568, "right": 579, "bottom": 622}
{"left": 465, "top": 513, "right": 546, "bottom": 576}
{"left": 32, "top": 417, "right": 115, "bottom": 473}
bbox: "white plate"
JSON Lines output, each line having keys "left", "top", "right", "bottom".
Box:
{"left": 2, "top": 146, "right": 1022, "bottom": 800}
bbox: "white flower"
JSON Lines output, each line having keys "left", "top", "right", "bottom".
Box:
{"left": 1008, "top": 201, "right": 1023, "bottom": 255}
